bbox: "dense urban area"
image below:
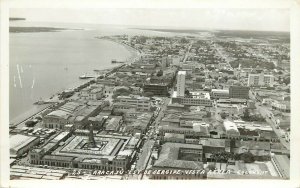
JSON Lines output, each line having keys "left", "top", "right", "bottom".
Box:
{"left": 9, "top": 30, "right": 290, "bottom": 180}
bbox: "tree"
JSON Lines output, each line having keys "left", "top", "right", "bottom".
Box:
{"left": 206, "top": 164, "right": 216, "bottom": 171}
{"left": 180, "top": 37, "right": 189, "bottom": 44}
{"left": 240, "top": 152, "right": 255, "bottom": 163}
{"left": 156, "top": 70, "right": 163, "bottom": 77}
{"left": 25, "top": 120, "right": 36, "bottom": 127}
{"left": 185, "top": 89, "right": 190, "bottom": 97}
{"left": 220, "top": 112, "right": 227, "bottom": 119}
{"left": 283, "top": 76, "right": 290, "bottom": 85}
{"left": 112, "top": 88, "right": 131, "bottom": 99}
{"left": 243, "top": 108, "right": 250, "bottom": 120}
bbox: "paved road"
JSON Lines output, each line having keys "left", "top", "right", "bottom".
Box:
{"left": 249, "top": 89, "right": 289, "bottom": 150}
{"left": 135, "top": 140, "right": 155, "bottom": 171}
{"left": 255, "top": 103, "right": 290, "bottom": 150}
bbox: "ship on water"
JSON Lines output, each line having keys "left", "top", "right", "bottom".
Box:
{"left": 111, "top": 59, "right": 125, "bottom": 64}
{"left": 79, "top": 74, "right": 95, "bottom": 79}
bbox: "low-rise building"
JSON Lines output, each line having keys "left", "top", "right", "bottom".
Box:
{"left": 163, "top": 133, "right": 185, "bottom": 143}
{"left": 124, "top": 113, "right": 152, "bottom": 134}
{"left": 29, "top": 134, "right": 140, "bottom": 172}
{"left": 211, "top": 89, "right": 229, "bottom": 99}
{"left": 113, "top": 95, "right": 151, "bottom": 112}
{"left": 150, "top": 143, "right": 204, "bottom": 179}
{"left": 248, "top": 73, "right": 274, "bottom": 87}
{"left": 172, "top": 91, "right": 212, "bottom": 107}
{"left": 143, "top": 83, "right": 169, "bottom": 96}
{"left": 43, "top": 101, "right": 106, "bottom": 129}
{"left": 229, "top": 86, "right": 249, "bottom": 99}
{"left": 80, "top": 85, "right": 104, "bottom": 100}
{"left": 10, "top": 134, "right": 40, "bottom": 158}
{"left": 271, "top": 100, "right": 290, "bottom": 113}
{"left": 223, "top": 120, "right": 240, "bottom": 138}
{"left": 104, "top": 116, "right": 123, "bottom": 132}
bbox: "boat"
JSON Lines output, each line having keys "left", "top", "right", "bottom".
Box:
{"left": 31, "top": 78, "right": 35, "bottom": 89}
{"left": 79, "top": 74, "right": 95, "bottom": 79}
{"left": 111, "top": 59, "right": 125, "bottom": 64}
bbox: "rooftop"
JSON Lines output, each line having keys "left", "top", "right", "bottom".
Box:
{"left": 153, "top": 143, "right": 203, "bottom": 170}
{"left": 10, "top": 134, "right": 39, "bottom": 152}
{"left": 223, "top": 120, "right": 239, "bottom": 132}
{"left": 178, "top": 71, "right": 186, "bottom": 75}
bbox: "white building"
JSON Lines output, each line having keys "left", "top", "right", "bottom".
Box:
{"left": 248, "top": 73, "right": 274, "bottom": 87}
{"left": 114, "top": 95, "right": 151, "bottom": 111}
{"left": 172, "top": 56, "right": 181, "bottom": 66}
{"left": 80, "top": 85, "right": 104, "bottom": 100}
{"left": 223, "top": 120, "right": 240, "bottom": 137}
{"left": 172, "top": 91, "right": 212, "bottom": 107}
{"left": 211, "top": 89, "right": 229, "bottom": 99}
{"left": 176, "top": 71, "right": 186, "bottom": 97}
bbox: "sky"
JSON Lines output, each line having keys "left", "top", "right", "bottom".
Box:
{"left": 10, "top": 8, "right": 290, "bottom": 31}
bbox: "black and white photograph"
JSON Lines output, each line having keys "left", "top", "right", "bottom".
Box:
{"left": 0, "top": 0, "right": 300, "bottom": 187}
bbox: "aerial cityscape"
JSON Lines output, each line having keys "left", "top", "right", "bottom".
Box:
{"left": 7, "top": 9, "right": 290, "bottom": 180}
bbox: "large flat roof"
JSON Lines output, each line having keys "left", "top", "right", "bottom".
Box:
{"left": 178, "top": 71, "right": 186, "bottom": 75}
{"left": 10, "top": 134, "right": 38, "bottom": 152}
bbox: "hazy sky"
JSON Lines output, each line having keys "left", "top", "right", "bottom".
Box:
{"left": 10, "top": 8, "right": 290, "bottom": 31}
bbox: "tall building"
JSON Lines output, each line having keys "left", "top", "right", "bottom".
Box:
{"left": 248, "top": 73, "right": 274, "bottom": 87}
{"left": 143, "top": 83, "right": 169, "bottom": 96}
{"left": 176, "top": 71, "right": 186, "bottom": 97}
{"left": 229, "top": 86, "right": 250, "bottom": 99}
{"left": 161, "top": 55, "right": 171, "bottom": 69}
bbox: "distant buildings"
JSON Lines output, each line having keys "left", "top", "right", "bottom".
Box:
{"left": 176, "top": 71, "right": 186, "bottom": 97}
{"left": 248, "top": 73, "right": 274, "bottom": 87}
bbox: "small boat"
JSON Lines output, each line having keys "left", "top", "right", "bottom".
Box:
{"left": 79, "top": 74, "right": 95, "bottom": 79}
{"left": 111, "top": 59, "right": 125, "bottom": 64}
{"left": 31, "top": 78, "right": 35, "bottom": 89}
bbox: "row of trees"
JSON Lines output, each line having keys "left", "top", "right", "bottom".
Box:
{"left": 209, "top": 151, "right": 255, "bottom": 170}
{"left": 242, "top": 108, "right": 266, "bottom": 122}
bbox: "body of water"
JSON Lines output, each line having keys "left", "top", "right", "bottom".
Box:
{"left": 9, "top": 22, "right": 134, "bottom": 122}
{"left": 9, "top": 21, "right": 188, "bottom": 123}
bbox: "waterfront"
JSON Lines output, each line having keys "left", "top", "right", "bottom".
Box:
{"left": 9, "top": 22, "right": 141, "bottom": 123}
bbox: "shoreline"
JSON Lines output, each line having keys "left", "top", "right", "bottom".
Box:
{"left": 9, "top": 37, "right": 140, "bottom": 126}
{"left": 96, "top": 37, "right": 142, "bottom": 63}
